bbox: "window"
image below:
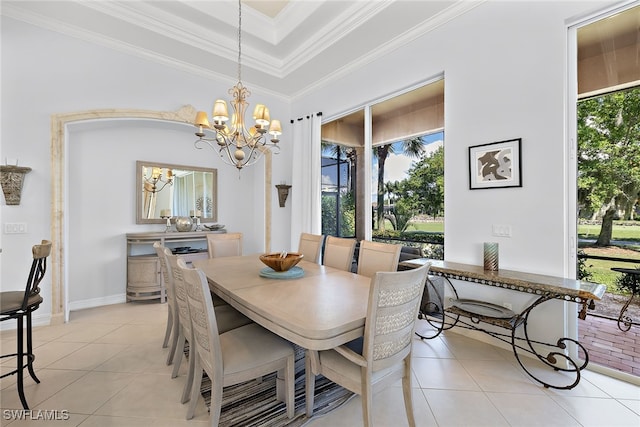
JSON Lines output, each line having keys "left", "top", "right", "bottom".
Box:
{"left": 321, "top": 78, "right": 445, "bottom": 256}
{"left": 321, "top": 109, "right": 363, "bottom": 238}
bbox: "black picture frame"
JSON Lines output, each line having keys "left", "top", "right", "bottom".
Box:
{"left": 469, "top": 138, "right": 522, "bottom": 190}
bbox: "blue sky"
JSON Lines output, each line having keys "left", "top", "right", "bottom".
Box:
{"left": 378, "top": 133, "right": 444, "bottom": 184}
{"left": 321, "top": 132, "right": 444, "bottom": 191}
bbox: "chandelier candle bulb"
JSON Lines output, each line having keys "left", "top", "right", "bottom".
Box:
{"left": 484, "top": 242, "right": 499, "bottom": 271}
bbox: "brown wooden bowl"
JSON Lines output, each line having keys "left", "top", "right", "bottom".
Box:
{"left": 259, "top": 252, "right": 304, "bottom": 272}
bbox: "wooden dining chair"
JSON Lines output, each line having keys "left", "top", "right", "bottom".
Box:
{"left": 207, "top": 232, "right": 242, "bottom": 259}
{"left": 180, "top": 264, "right": 296, "bottom": 425}
{"left": 165, "top": 253, "right": 251, "bottom": 404}
{"left": 0, "top": 240, "right": 52, "bottom": 409}
{"left": 356, "top": 240, "right": 402, "bottom": 278}
{"left": 297, "top": 232, "right": 324, "bottom": 264}
{"left": 206, "top": 232, "right": 244, "bottom": 307}
{"left": 305, "top": 262, "right": 431, "bottom": 426}
{"left": 154, "top": 242, "right": 179, "bottom": 365}
{"left": 323, "top": 236, "right": 357, "bottom": 272}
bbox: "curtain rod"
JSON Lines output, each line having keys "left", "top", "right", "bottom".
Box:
{"left": 290, "top": 112, "right": 322, "bottom": 124}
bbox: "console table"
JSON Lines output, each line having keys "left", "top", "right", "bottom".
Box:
{"left": 400, "top": 258, "right": 606, "bottom": 390}
{"left": 126, "top": 230, "right": 225, "bottom": 302}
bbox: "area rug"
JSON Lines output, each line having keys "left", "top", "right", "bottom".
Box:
{"left": 199, "top": 345, "right": 355, "bottom": 427}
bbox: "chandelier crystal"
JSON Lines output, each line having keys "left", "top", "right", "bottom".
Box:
{"left": 193, "top": 0, "right": 282, "bottom": 171}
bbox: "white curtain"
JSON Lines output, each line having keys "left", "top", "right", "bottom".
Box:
{"left": 172, "top": 174, "right": 191, "bottom": 217}
{"left": 291, "top": 113, "right": 322, "bottom": 250}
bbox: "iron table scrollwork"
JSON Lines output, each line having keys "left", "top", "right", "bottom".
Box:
{"left": 609, "top": 267, "right": 639, "bottom": 332}
{"left": 401, "top": 259, "right": 606, "bottom": 390}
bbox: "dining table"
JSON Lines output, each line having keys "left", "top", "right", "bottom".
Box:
{"left": 192, "top": 255, "right": 372, "bottom": 350}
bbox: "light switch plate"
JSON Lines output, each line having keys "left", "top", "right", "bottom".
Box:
{"left": 492, "top": 224, "right": 512, "bottom": 237}
{"left": 4, "top": 223, "right": 27, "bottom": 234}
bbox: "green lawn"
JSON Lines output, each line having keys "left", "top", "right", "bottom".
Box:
{"left": 404, "top": 221, "right": 444, "bottom": 233}
{"left": 384, "top": 220, "right": 640, "bottom": 291}
{"left": 578, "top": 222, "right": 640, "bottom": 291}
{"left": 578, "top": 223, "right": 640, "bottom": 242}
{"left": 398, "top": 220, "right": 640, "bottom": 292}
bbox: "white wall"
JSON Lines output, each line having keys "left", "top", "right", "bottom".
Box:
{"left": 293, "top": 0, "right": 613, "bottom": 275}
{"left": 0, "top": 17, "right": 292, "bottom": 322}
{"left": 0, "top": 1, "right": 617, "bottom": 335}
{"left": 291, "top": 0, "right": 614, "bottom": 344}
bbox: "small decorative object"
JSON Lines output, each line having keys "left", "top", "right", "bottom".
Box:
{"left": 276, "top": 184, "right": 291, "bottom": 207}
{"left": 469, "top": 138, "right": 522, "bottom": 190}
{"left": 0, "top": 164, "right": 32, "bottom": 206}
{"left": 259, "top": 252, "right": 304, "bottom": 272}
{"left": 190, "top": 210, "right": 202, "bottom": 231}
{"left": 175, "top": 216, "right": 193, "bottom": 232}
{"left": 483, "top": 242, "right": 499, "bottom": 271}
{"left": 259, "top": 266, "right": 305, "bottom": 279}
{"left": 196, "top": 196, "right": 213, "bottom": 217}
{"left": 204, "top": 224, "right": 225, "bottom": 231}
{"left": 163, "top": 216, "right": 172, "bottom": 233}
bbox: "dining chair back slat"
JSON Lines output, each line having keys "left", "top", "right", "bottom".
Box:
{"left": 297, "top": 233, "right": 324, "bottom": 264}
{"left": 323, "top": 236, "right": 356, "bottom": 272}
{"left": 154, "top": 242, "right": 178, "bottom": 365}
{"left": 207, "top": 232, "right": 243, "bottom": 258}
{"left": 356, "top": 240, "right": 401, "bottom": 278}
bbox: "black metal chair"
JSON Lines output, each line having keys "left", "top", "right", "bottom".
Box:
{"left": 0, "top": 240, "right": 52, "bottom": 409}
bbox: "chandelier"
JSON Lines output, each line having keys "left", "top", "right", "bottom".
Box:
{"left": 193, "top": 0, "right": 282, "bottom": 171}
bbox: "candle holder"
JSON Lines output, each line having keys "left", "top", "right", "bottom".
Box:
{"left": 192, "top": 215, "right": 202, "bottom": 231}
{"left": 161, "top": 216, "right": 172, "bottom": 233}
{"left": 483, "top": 242, "right": 499, "bottom": 271}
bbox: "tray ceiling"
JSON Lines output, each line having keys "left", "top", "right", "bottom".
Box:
{"left": 2, "top": 0, "right": 476, "bottom": 98}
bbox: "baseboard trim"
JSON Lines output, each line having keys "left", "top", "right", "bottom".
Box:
{"left": 68, "top": 294, "right": 127, "bottom": 312}
{"left": 0, "top": 294, "right": 127, "bottom": 331}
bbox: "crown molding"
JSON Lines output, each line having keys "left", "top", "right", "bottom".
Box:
{"left": 290, "top": 1, "right": 485, "bottom": 100}
{"left": 2, "top": 0, "right": 481, "bottom": 99}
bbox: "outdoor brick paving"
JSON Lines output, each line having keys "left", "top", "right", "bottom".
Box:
{"left": 579, "top": 315, "right": 640, "bottom": 376}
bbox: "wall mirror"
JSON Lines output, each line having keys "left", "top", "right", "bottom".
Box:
{"left": 136, "top": 160, "right": 217, "bottom": 224}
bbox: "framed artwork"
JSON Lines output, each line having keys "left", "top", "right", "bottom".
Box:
{"left": 469, "top": 138, "right": 522, "bottom": 190}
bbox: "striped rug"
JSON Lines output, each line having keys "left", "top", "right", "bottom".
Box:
{"left": 200, "top": 346, "right": 354, "bottom": 426}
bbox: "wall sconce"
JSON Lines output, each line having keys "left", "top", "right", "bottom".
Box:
{"left": 1, "top": 164, "right": 32, "bottom": 206}
{"left": 276, "top": 184, "right": 291, "bottom": 208}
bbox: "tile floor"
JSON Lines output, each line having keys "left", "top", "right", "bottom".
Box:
{"left": 0, "top": 302, "right": 638, "bottom": 427}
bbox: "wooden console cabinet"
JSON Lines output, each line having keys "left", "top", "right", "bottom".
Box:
{"left": 126, "top": 231, "right": 225, "bottom": 302}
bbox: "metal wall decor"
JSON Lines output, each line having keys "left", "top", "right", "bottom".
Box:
{"left": 276, "top": 184, "right": 291, "bottom": 207}
{"left": 0, "top": 165, "right": 32, "bottom": 205}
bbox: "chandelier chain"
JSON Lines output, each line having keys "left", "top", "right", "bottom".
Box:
{"left": 192, "top": 0, "right": 282, "bottom": 171}
{"left": 237, "top": 0, "right": 242, "bottom": 83}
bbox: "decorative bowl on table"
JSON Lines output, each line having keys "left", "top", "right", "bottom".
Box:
{"left": 259, "top": 252, "right": 304, "bottom": 272}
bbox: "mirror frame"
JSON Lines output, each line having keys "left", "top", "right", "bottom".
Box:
{"left": 136, "top": 160, "right": 218, "bottom": 224}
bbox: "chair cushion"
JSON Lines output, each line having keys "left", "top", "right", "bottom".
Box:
{"left": 344, "top": 336, "right": 363, "bottom": 355}
{"left": 220, "top": 323, "right": 293, "bottom": 376}
{"left": 319, "top": 347, "right": 398, "bottom": 385}
{"left": 0, "top": 291, "right": 43, "bottom": 315}
{"left": 215, "top": 304, "right": 252, "bottom": 334}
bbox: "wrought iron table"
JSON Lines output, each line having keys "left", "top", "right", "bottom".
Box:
{"left": 399, "top": 258, "right": 606, "bottom": 390}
